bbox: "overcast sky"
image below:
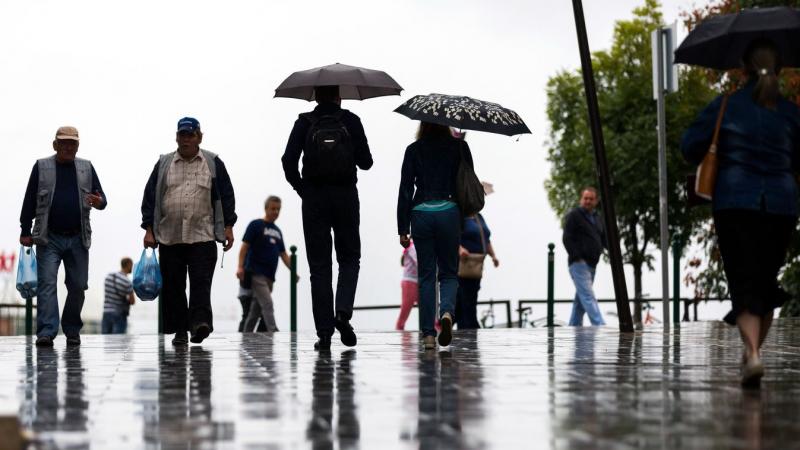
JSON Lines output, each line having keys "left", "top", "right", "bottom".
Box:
{"left": 1, "top": 0, "right": 713, "bottom": 333}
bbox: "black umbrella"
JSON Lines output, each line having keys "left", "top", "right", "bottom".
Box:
{"left": 394, "top": 94, "right": 531, "bottom": 136}
{"left": 274, "top": 63, "right": 403, "bottom": 101}
{"left": 674, "top": 6, "right": 800, "bottom": 70}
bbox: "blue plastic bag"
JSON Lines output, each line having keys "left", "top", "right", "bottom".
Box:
{"left": 16, "top": 246, "right": 37, "bottom": 299}
{"left": 133, "top": 248, "right": 162, "bottom": 301}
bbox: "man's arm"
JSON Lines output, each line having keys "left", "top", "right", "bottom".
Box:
{"left": 349, "top": 115, "right": 373, "bottom": 170}
{"left": 562, "top": 209, "right": 582, "bottom": 260}
{"left": 236, "top": 242, "right": 250, "bottom": 280}
{"left": 280, "top": 251, "right": 291, "bottom": 269}
{"left": 89, "top": 165, "right": 107, "bottom": 210}
{"left": 20, "top": 164, "right": 39, "bottom": 244}
{"left": 141, "top": 161, "right": 160, "bottom": 230}
{"left": 214, "top": 156, "right": 237, "bottom": 227}
{"left": 281, "top": 118, "right": 307, "bottom": 195}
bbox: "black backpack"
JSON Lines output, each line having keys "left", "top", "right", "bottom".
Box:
{"left": 301, "top": 111, "right": 356, "bottom": 183}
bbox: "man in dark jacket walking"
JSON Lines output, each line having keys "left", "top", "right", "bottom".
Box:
{"left": 282, "top": 85, "right": 373, "bottom": 350}
{"left": 141, "top": 117, "right": 237, "bottom": 346}
{"left": 562, "top": 187, "right": 606, "bottom": 326}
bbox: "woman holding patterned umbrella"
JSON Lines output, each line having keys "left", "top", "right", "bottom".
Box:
{"left": 395, "top": 94, "right": 529, "bottom": 349}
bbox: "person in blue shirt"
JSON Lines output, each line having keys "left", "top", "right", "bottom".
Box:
{"left": 682, "top": 40, "right": 800, "bottom": 388}
{"left": 236, "top": 196, "right": 294, "bottom": 332}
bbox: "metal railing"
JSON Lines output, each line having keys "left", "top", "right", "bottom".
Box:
{"left": 0, "top": 302, "right": 33, "bottom": 336}
{"left": 353, "top": 299, "right": 513, "bottom": 328}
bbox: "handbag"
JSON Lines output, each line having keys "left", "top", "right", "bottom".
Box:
{"left": 692, "top": 95, "right": 730, "bottom": 202}
{"left": 132, "top": 248, "right": 162, "bottom": 301}
{"left": 458, "top": 216, "right": 487, "bottom": 279}
{"left": 455, "top": 142, "right": 485, "bottom": 216}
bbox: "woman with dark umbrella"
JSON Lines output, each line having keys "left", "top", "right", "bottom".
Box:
{"left": 682, "top": 39, "right": 800, "bottom": 388}
{"left": 397, "top": 122, "right": 475, "bottom": 349}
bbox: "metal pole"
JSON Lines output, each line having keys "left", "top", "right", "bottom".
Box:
{"left": 25, "top": 296, "right": 33, "bottom": 336}
{"left": 547, "top": 243, "right": 555, "bottom": 327}
{"left": 290, "top": 245, "right": 298, "bottom": 332}
{"left": 655, "top": 27, "right": 671, "bottom": 330}
{"left": 158, "top": 295, "right": 162, "bottom": 334}
{"left": 571, "top": 0, "right": 634, "bottom": 332}
{"left": 672, "top": 240, "right": 681, "bottom": 324}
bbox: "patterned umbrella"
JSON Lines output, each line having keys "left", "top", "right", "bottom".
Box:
{"left": 394, "top": 94, "right": 531, "bottom": 136}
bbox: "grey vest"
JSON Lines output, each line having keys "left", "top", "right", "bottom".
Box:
{"left": 32, "top": 156, "right": 94, "bottom": 248}
{"left": 153, "top": 149, "right": 225, "bottom": 243}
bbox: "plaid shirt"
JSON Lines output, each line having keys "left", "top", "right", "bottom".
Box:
{"left": 156, "top": 151, "right": 215, "bottom": 245}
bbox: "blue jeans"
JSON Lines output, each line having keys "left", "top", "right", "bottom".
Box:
{"left": 36, "top": 233, "right": 89, "bottom": 338}
{"left": 101, "top": 311, "right": 128, "bottom": 334}
{"left": 411, "top": 208, "right": 460, "bottom": 338}
{"left": 568, "top": 262, "right": 605, "bottom": 326}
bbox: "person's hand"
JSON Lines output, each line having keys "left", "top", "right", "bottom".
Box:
{"left": 399, "top": 235, "right": 411, "bottom": 248}
{"left": 294, "top": 274, "right": 301, "bottom": 283}
{"left": 459, "top": 246, "right": 469, "bottom": 257}
{"left": 19, "top": 236, "right": 33, "bottom": 247}
{"left": 86, "top": 191, "right": 103, "bottom": 209}
{"left": 143, "top": 228, "right": 158, "bottom": 249}
{"left": 492, "top": 256, "right": 500, "bottom": 268}
{"left": 223, "top": 226, "right": 234, "bottom": 252}
{"left": 236, "top": 267, "right": 245, "bottom": 280}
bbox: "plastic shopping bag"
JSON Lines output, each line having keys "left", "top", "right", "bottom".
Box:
{"left": 16, "top": 246, "right": 37, "bottom": 298}
{"left": 133, "top": 248, "right": 162, "bottom": 301}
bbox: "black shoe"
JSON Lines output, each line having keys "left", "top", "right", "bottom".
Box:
{"left": 335, "top": 316, "right": 357, "bottom": 347}
{"left": 35, "top": 336, "right": 54, "bottom": 347}
{"left": 172, "top": 332, "right": 188, "bottom": 346}
{"left": 438, "top": 312, "right": 453, "bottom": 347}
{"left": 314, "top": 335, "right": 332, "bottom": 351}
{"left": 66, "top": 335, "right": 81, "bottom": 346}
{"left": 190, "top": 323, "right": 211, "bottom": 344}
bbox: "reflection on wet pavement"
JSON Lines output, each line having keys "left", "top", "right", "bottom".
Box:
{"left": 0, "top": 320, "right": 798, "bottom": 449}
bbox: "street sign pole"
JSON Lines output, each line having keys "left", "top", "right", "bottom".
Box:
{"left": 652, "top": 23, "right": 679, "bottom": 331}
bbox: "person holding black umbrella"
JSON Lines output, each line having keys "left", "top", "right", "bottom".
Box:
{"left": 681, "top": 39, "right": 800, "bottom": 388}
{"left": 281, "top": 85, "right": 373, "bottom": 351}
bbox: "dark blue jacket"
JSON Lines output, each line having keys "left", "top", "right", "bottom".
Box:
{"left": 281, "top": 102, "right": 373, "bottom": 195}
{"left": 397, "top": 136, "right": 474, "bottom": 235}
{"left": 681, "top": 81, "right": 800, "bottom": 216}
{"left": 562, "top": 207, "right": 606, "bottom": 267}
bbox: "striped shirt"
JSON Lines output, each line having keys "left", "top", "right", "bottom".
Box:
{"left": 103, "top": 272, "right": 133, "bottom": 314}
{"left": 156, "top": 151, "right": 215, "bottom": 245}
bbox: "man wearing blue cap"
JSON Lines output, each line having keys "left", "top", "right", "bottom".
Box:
{"left": 141, "top": 117, "right": 237, "bottom": 346}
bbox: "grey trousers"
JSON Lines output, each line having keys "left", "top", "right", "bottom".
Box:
{"left": 243, "top": 275, "right": 278, "bottom": 332}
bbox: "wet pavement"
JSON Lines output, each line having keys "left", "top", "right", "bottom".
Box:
{"left": 0, "top": 320, "right": 798, "bottom": 449}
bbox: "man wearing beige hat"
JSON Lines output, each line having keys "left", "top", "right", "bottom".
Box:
{"left": 19, "top": 126, "right": 107, "bottom": 347}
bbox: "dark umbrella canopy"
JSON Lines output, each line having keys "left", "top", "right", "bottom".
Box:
{"left": 674, "top": 6, "right": 800, "bottom": 70}
{"left": 394, "top": 94, "right": 531, "bottom": 136}
{"left": 274, "top": 63, "right": 403, "bottom": 101}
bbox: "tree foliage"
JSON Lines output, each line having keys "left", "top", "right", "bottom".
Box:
{"left": 545, "top": 0, "right": 715, "bottom": 316}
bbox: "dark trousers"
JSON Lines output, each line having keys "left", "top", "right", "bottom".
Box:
{"left": 456, "top": 276, "right": 482, "bottom": 329}
{"left": 159, "top": 241, "right": 217, "bottom": 334}
{"left": 302, "top": 185, "right": 361, "bottom": 338}
{"left": 714, "top": 209, "right": 795, "bottom": 324}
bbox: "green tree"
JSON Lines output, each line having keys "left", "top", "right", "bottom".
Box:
{"left": 681, "top": 0, "right": 800, "bottom": 318}
{"left": 545, "top": 0, "right": 715, "bottom": 324}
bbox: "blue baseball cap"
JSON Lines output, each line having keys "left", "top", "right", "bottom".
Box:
{"left": 177, "top": 117, "right": 200, "bottom": 132}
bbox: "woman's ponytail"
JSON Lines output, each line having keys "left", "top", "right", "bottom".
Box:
{"left": 744, "top": 40, "right": 780, "bottom": 109}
